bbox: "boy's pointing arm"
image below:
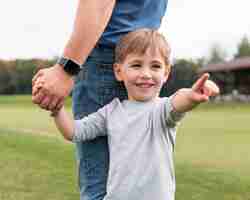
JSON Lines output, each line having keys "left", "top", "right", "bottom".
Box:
{"left": 171, "top": 73, "right": 220, "bottom": 113}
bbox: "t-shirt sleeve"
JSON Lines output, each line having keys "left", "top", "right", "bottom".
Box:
{"left": 153, "top": 97, "right": 186, "bottom": 148}
{"left": 162, "top": 96, "right": 186, "bottom": 128}
{"left": 72, "top": 105, "right": 108, "bottom": 142}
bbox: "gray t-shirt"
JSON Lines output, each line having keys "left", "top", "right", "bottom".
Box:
{"left": 73, "top": 97, "right": 184, "bottom": 200}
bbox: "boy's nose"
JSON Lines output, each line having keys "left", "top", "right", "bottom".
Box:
{"left": 140, "top": 68, "right": 152, "bottom": 79}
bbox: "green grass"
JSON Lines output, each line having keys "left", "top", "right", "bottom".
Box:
{"left": 0, "top": 95, "right": 72, "bottom": 135}
{"left": 175, "top": 103, "right": 250, "bottom": 200}
{"left": 0, "top": 95, "right": 72, "bottom": 107}
{"left": 0, "top": 130, "right": 78, "bottom": 200}
{"left": 0, "top": 95, "right": 250, "bottom": 200}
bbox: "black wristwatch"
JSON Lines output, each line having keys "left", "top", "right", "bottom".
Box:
{"left": 57, "top": 57, "right": 82, "bottom": 76}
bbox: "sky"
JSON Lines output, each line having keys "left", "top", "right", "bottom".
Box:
{"left": 0, "top": 0, "right": 249, "bottom": 60}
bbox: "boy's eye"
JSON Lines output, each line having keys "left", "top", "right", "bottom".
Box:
{"left": 152, "top": 64, "right": 162, "bottom": 69}
{"left": 130, "top": 64, "right": 141, "bottom": 68}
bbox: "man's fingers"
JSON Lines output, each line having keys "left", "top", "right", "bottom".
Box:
{"left": 32, "top": 81, "right": 44, "bottom": 96}
{"left": 32, "top": 70, "right": 44, "bottom": 85}
{"left": 32, "top": 85, "right": 41, "bottom": 96}
{"left": 192, "top": 73, "right": 210, "bottom": 92}
{"left": 50, "top": 99, "right": 64, "bottom": 116}
{"left": 55, "top": 98, "right": 65, "bottom": 112}
{"left": 40, "top": 96, "right": 52, "bottom": 110}
{"left": 48, "top": 96, "right": 60, "bottom": 111}
{"left": 32, "top": 88, "right": 47, "bottom": 105}
{"left": 32, "top": 87, "right": 61, "bottom": 111}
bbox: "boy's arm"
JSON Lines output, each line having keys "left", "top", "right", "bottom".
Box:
{"left": 171, "top": 73, "right": 220, "bottom": 113}
{"left": 53, "top": 107, "right": 74, "bottom": 141}
{"left": 53, "top": 105, "right": 108, "bottom": 142}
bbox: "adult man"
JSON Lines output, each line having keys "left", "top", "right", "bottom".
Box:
{"left": 32, "top": 1, "right": 168, "bottom": 200}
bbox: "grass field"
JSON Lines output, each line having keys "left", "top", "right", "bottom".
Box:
{"left": 0, "top": 95, "right": 250, "bottom": 200}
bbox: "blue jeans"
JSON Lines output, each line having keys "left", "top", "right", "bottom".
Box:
{"left": 72, "top": 46, "right": 127, "bottom": 200}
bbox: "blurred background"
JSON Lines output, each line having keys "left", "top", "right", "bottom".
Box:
{"left": 0, "top": 1, "right": 249, "bottom": 200}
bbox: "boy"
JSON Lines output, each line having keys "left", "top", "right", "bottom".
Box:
{"left": 38, "top": 29, "right": 219, "bottom": 200}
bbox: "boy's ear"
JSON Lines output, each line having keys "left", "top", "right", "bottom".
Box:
{"left": 113, "top": 63, "right": 123, "bottom": 82}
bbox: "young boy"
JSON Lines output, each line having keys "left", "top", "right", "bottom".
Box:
{"left": 38, "top": 29, "right": 219, "bottom": 200}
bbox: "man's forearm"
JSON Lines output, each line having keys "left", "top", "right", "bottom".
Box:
{"left": 63, "top": 0, "right": 116, "bottom": 65}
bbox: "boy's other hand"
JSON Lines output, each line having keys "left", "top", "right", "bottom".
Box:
{"left": 32, "top": 64, "right": 74, "bottom": 111}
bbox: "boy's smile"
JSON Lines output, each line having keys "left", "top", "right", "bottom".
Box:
{"left": 114, "top": 47, "right": 170, "bottom": 101}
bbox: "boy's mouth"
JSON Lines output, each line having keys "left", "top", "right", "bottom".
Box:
{"left": 135, "top": 82, "right": 155, "bottom": 88}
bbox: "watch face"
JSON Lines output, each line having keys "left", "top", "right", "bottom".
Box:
{"left": 60, "top": 58, "right": 80, "bottom": 75}
{"left": 65, "top": 59, "right": 77, "bottom": 68}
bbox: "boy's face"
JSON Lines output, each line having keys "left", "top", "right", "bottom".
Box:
{"left": 114, "top": 48, "right": 170, "bottom": 101}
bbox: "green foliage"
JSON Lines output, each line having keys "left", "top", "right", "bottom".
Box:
{"left": 0, "top": 61, "right": 15, "bottom": 94}
{"left": 1, "top": 35, "right": 249, "bottom": 95}
{"left": 209, "top": 71, "right": 235, "bottom": 94}
{"left": 161, "top": 59, "right": 199, "bottom": 96}
{"left": 207, "top": 44, "right": 226, "bottom": 64}
{"left": 234, "top": 36, "right": 250, "bottom": 58}
{"left": 0, "top": 59, "right": 56, "bottom": 94}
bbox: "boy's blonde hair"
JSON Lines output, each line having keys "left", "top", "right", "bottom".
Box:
{"left": 115, "top": 28, "right": 171, "bottom": 70}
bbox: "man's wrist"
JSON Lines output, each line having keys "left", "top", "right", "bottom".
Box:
{"left": 57, "top": 57, "right": 82, "bottom": 76}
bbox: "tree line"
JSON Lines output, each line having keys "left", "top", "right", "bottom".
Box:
{"left": 0, "top": 59, "right": 55, "bottom": 94}
{"left": 0, "top": 57, "right": 199, "bottom": 96}
{"left": 0, "top": 36, "right": 249, "bottom": 95}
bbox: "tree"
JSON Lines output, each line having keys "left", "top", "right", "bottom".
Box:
{"left": 234, "top": 36, "right": 250, "bottom": 58}
{"left": 0, "top": 58, "right": 56, "bottom": 94}
{"left": 161, "top": 59, "right": 199, "bottom": 96}
{"left": 207, "top": 44, "right": 226, "bottom": 64}
{"left": 0, "top": 60, "right": 16, "bottom": 94}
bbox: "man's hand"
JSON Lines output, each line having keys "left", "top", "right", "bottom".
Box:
{"left": 172, "top": 73, "right": 220, "bottom": 113}
{"left": 32, "top": 63, "right": 74, "bottom": 111}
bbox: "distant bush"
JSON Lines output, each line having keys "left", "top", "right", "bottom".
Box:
{"left": 0, "top": 58, "right": 199, "bottom": 95}
{"left": 0, "top": 58, "right": 56, "bottom": 94}
{"left": 161, "top": 59, "right": 199, "bottom": 97}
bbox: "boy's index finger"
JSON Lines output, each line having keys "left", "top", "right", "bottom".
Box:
{"left": 192, "top": 73, "right": 210, "bottom": 92}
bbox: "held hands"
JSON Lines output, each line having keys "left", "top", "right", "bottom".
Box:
{"left": 172, "top": 73, "right": 220, "bottom": 113}
{"left": 32, "top": 64, "right": 74, "bottom": 112}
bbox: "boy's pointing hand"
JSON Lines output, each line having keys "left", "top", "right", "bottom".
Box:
{"left": 191, "top": 73, "right": 220, "bottom": 103}
{"left": 171, "top": 73, "right": 220, "bottom": 113}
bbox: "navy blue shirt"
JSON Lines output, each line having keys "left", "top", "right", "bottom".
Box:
{"left": 99, "top": 0, "right": 168, "bottom": 47}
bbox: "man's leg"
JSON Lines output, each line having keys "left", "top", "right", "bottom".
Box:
{"left": 72, "top": 46, "right": 127, "bottom": 200}
{"left": 75, "top": 138, "right": 109, "bottom": 200}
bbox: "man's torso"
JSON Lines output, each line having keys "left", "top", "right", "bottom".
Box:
{"left": 99, "top": 0, "right": 167, "bottom": 47}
